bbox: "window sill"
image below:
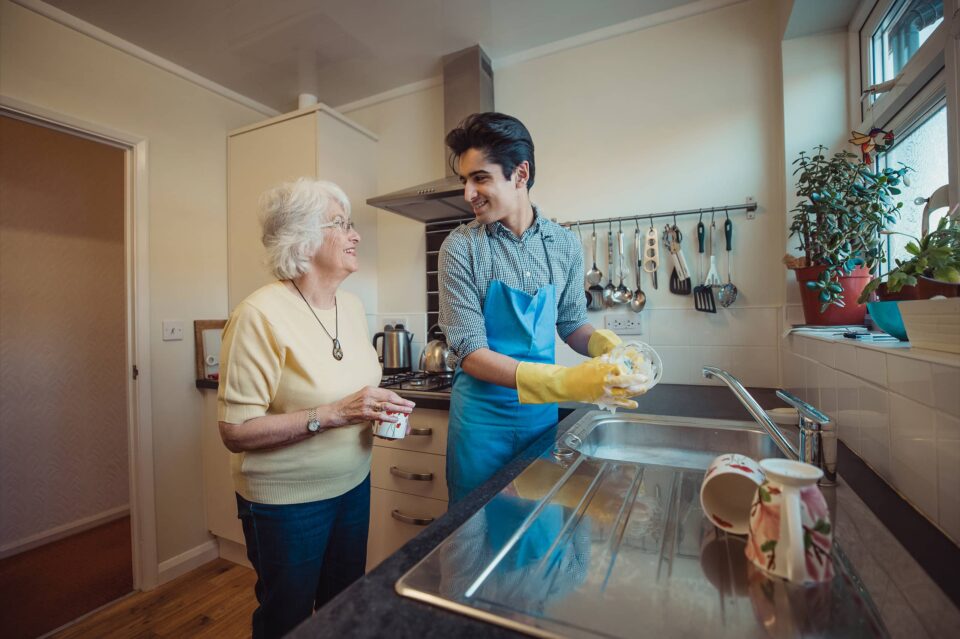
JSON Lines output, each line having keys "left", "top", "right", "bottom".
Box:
{"left": 791, "top": 331, "right": 960, "bottom": 368}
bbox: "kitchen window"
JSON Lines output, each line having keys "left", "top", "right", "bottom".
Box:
{"left": 880, "top": 100, "right": 950, "bottom": 266}
{"left": 853, "top": 0, "right": 958, "bottom": 257}
{"left": 869, "top": 0, "right": 945, "bottom": 88}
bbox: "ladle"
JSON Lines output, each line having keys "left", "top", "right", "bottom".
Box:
{"left": 718, "top": 215, "right": 739, "bottom": 308}
{"left": 585, "top": 222, "right": 603, "bottom": 286}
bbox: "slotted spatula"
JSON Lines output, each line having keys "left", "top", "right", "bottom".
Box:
{"left": 693, "top": 220, "right": 716, "bottom": 313}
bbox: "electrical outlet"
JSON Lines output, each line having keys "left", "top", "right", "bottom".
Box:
{"left": 162, "top": 320, "right": 184, "bottom": 341}
{"left": 604, "top": 314, "right": 643, "bottom": 334}
{"left": 384, "top": 316, "right": 409, "bottom": 329}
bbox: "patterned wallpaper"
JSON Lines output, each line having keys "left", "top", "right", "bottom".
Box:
{"left": 0, "top": 115, "right": 129, "bottom": 551}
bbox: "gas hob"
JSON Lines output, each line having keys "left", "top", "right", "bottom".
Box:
{"left": 379, "top": 371, "right": 453, "bottom": 395}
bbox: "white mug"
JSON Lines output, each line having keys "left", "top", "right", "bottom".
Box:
{"left": 373, "top": 410, "right": 410, "bottom": 440}
{"left": 700, "top": 453, "right": 765, "bottom": 535}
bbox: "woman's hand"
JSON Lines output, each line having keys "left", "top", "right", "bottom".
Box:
{"left": 329, "top": 386, "right": 415, "bottom": 427}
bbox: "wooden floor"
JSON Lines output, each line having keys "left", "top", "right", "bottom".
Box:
{"left": 0, "top": 516, "right": 133, "bottom": 639}
{"left": 51, "top": 558, "right": 257, "bottom": 638}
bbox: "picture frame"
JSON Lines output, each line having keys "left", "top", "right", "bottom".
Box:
{"left": 194, "top": 319, "right": 227, "bottom": 389}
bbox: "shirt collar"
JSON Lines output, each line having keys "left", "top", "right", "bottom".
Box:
{"left": 484, "top": 206, "right": 553, "bottom": 241}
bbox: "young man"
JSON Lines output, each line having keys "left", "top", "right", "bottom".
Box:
{"left": 438, "top": 112, "right": 636, "bottom": 503}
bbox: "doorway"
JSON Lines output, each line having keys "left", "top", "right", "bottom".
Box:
{"left": 0, "top": 113, "right": 132, "bottom": 637}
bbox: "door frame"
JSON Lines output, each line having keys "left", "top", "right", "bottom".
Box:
{"left": 0, "top": 95, "right": 159, "bottom": 590}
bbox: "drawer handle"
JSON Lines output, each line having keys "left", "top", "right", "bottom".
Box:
{"left": 390, "top": 466, "right": 433, "bottom": 481}
{"left": 391, "top": 509, "right": 434, "bottom": 526}
{"left": 409, "top": 427, "right": 433, "bottom": 437}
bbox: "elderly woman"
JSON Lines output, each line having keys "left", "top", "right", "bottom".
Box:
{"left": 217, "top": 178, "right": 414, "bottom": 639}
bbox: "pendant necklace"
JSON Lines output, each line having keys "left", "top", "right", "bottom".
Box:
{"left": 291, "top": 280, "right": 343, "bottom": 360}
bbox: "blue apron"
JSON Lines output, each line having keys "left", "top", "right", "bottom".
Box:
{"left": 446, "top": 231, "right": 557, "bottom": 503}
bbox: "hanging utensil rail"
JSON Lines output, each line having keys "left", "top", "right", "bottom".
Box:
{"left": 558, "top": 197, "right": 757, "bottom": 229}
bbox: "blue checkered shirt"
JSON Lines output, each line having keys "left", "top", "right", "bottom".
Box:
{"left": 438, "top": 209, "right": 589, "bottom": 367}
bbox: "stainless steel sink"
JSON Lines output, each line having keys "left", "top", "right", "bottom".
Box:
{"left": 396, "top": 411, "right": 885, "bottom": 639}
{"left": 561, "top": 413, "right": 784, "bottom": 469}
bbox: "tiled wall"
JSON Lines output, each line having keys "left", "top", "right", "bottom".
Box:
{"left": 556, "top": 307, "right": 781, "bottom": 388}
{"left": 781, "top": 334, "right": 960, "bottom": 544}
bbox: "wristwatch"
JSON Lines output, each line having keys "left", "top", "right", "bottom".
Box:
{"left": 306, "top": 408, "right": 322, "bottom": 434}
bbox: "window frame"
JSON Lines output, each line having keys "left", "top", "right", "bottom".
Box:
{"left": 848, "top": 0, "right": 958, "bottom": 211}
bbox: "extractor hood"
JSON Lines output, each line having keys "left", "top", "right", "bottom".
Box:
{"left": 367, "top": 45, "right": 493, "bottom": 223}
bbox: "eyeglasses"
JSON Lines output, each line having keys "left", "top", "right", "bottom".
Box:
{"left": 319, "top": 218, "right": 356, "bottom": 232}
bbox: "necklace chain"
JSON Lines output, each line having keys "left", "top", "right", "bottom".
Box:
{"left": 291, "top": 281, "right": 343, "bottom": 361}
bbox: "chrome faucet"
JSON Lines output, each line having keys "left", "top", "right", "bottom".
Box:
{"left": 703, "top": 366, "right": 837, "bottom": 486}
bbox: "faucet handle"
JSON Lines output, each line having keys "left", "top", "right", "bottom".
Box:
{"left": 775, "top": 390, "right": 831, "bottom": 426}
{"left": 777, "top": 389, "right": 837, "bottom": 486}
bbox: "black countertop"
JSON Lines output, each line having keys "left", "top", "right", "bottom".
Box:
{"left": 289, "top": 384, "right": 787, "bottom": 639}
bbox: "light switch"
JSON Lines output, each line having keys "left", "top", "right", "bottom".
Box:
{"left": 162, "top": 320, "right": 184, "bottom": 341}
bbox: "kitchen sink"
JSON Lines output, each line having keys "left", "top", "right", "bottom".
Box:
{"left": 396, "top": 411, "right": 885, "bottom": 639}
{"left": 561, "top": 413, "right": 784, "bottom": 469}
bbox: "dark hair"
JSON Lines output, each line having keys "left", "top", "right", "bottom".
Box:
{"left": 445, "top": 112, "right": 536, "bottom": 189}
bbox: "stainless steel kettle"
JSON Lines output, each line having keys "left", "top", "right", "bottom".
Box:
{"left": 419, "top": 324, "right": 454, "bottom": 374}
{"left": 373, "top": 324, "right": 414, "bottom": 374}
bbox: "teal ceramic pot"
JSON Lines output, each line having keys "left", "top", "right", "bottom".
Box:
{"left": 867, "top": 301, "right": 908, "bottom": 341}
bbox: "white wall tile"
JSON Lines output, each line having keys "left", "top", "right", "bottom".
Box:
{"left": 890, "top": 393, "right": 936, "bottom": 440}
{"left": 834, "top": 343, "right": 858, "bottom": 376}
{"left": 887, "top": 355, "right": 934, "bottom": 407}
{"left": 699, "top": 345, "right": 732, "bottom": 386}
{"left": 718, "top": 308, "right": 778, "bottom": 347}
{"left": 647, "top": 309, "right": 698, "bottom": 346}
{"left": 889, "top": 394, "right": 938, "bottom": 520}
{"left": 931, "top": 364, "right": 960, "bottom": 418}
{"left": 837, "top": 371, "right": 860, "bottom": 455}
{"left": 781, "top": 349, "right": 804, "bottom": 397}
{"left": 859, "top": 382, "right": 891, "bottom": 480}
{"left": 816, "top": 364, "right": 838, "bottom": 418}
{"left": 728, "top": 347, "right": 779, "bottom": 388}
{"left": 657, "top": 346, "right": 692, "bottom": 385}
{"left": 808, "top": 339, "right": 836, "bottom": 368}
{"left": 804, "top": 358, "right": 820, "bottom": 407}
{"left": 937, "top": 411, "right": 960, "bottom": 543}
{"left": 857, "top": 348, "right": 888, "bottom": 387}
{"left": 785, "top": 304, "right": 805, "bottom": 327}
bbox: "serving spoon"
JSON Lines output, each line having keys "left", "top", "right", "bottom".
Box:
{"left": 629, "top": 224, "right": 646, "bottom": 312}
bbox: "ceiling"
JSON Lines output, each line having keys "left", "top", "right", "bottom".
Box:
{"left": 783, "top": 0, "right": 859, "bottom": 39}
{"left": 40, "top": 0, "right": 711, "bottom": 113}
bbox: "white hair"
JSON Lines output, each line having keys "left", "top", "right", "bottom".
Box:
{"left": 259, "top": 178, "right": 351, "bottom": 280}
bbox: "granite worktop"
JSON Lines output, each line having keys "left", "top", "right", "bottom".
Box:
{"left": 290, "top": 384, "right": 960, "bottom": 639}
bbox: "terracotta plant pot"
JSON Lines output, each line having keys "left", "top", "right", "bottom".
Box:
{"left": 916, "top": 275, "right": 960, "bottom": 299}
{"left": 794, "top": 265, "right": 871, "bottom": 326}
{"left": 875, "top": 281, "right": 920, "bottom": 302}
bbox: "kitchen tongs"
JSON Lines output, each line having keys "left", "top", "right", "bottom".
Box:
{"left": 664, "top": 224, "right": 691, "bottom": 295}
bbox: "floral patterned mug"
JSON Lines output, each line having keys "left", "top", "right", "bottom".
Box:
{"left": 746, "top": 459, "right": 834, "bottom": 584}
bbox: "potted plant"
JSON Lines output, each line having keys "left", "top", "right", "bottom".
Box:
{"left": 786, "top": 145, "right": 910, "bottom": 325}
{"left": 859, "top": 213, "right": 960, "bottom": 303}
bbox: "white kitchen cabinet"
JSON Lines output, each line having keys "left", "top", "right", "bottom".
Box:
{"left": 225, "top": 104, "right": 379, "bottom": 310}
{"left": 367, "top": 488, "right": 448, "bottom": 571}
{"left": 204, "top": 104, "right": 379, "bottom": 556}
{"left": 367, "top": 407, "right": 449, "bottom": 569}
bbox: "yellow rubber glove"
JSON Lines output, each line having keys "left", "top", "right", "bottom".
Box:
{"left": 587, "top": 329, "right": 622, "bottom": 358}
{"left": 516, "top": 359, "right": 638, "bottom": 408}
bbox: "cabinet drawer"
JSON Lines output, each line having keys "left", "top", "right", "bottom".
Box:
{"left": 373, "top": 408, "right": 448, "bottom": 455}
{"left": 371, "top": 447, "right": 447, "bottom": 500}
{"left": 366, "top": 488, "right": 447, "bottom": 570}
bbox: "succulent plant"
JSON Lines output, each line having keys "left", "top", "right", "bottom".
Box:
{"left": 859, "top": 214, "right": 960, "bottom": 303}
{"left": 788, "top": 146, "right": 910, "bottom": 311}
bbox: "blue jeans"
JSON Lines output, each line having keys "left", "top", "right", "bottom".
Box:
{"left": 236, "top": 475, "right": 370, "bottom": 639}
